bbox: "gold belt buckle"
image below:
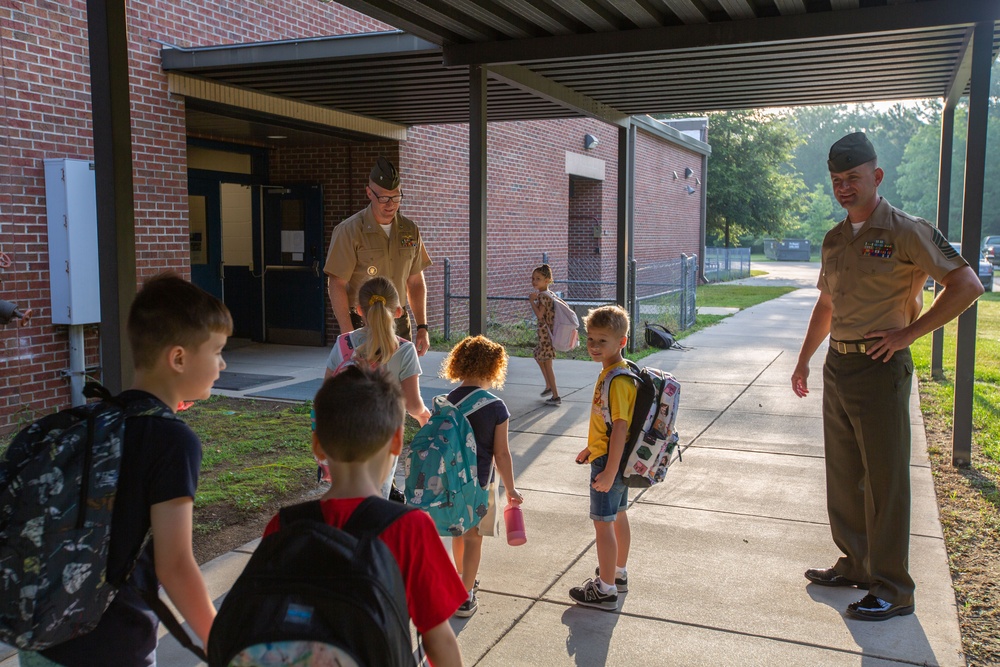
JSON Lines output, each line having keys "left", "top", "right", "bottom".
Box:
{"left": 858, "top": 342, "right": 867, "bottom": 354}
{"left": 834, "top": 340, "right": 847, "bottom": 354}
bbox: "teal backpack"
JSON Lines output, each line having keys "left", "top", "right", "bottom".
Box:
{"left": 403, "top": 389, "right": 498, "bottom": 537}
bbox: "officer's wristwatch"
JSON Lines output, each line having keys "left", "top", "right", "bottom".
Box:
{"left": 416, "top": 323, "right": 429, "bottom": 331}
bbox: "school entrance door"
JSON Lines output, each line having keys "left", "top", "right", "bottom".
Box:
{"left": 262, "top": 184, "right": 326, "bottom": 345}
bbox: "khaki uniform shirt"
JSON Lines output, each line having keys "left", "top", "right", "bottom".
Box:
{"left": 817, "top": 198, "right": 967, "bottom": 341}
{"left": 323, "top": 206, "right": 432, "bottom": 309}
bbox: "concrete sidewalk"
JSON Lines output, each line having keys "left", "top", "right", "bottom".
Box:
{"left": 2, "top": 288, "right": 963, "bottom": 666}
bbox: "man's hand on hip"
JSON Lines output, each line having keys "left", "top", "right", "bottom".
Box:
{"left": 864, "top": 328, "right": 914, "bottom": 362}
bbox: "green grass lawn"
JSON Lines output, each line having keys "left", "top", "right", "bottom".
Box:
{"left": 912, "top": 290, "right": 1000, "bottom": 475}
{"left": 184, "top": 397, "right": 422, "bottom": 534}
{"left": 696, "top": 284, "right": 797, "bottom": 309}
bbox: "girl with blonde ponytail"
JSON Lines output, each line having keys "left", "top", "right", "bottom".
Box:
{"left": 321, "top": 276, "right": 431, "bottom": 496}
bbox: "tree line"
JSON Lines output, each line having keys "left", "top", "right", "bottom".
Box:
{"left": 656, "top": 57, "right": 1000, "bottom": 250}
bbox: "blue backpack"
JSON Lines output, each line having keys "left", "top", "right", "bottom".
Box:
{"left": 0, "top": 383, "right": 205, "bottom": 660}
{"left": 403, "top": 389, "right": 498, "bottom": 537}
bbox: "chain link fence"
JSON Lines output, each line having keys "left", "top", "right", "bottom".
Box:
{"left": 442, "top": 254, "right": 697, "bottom": 352}
{"left": 704, "top": 247, "right": 751, "bottom": 282}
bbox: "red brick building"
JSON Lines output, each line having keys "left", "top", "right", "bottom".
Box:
{"left": 0, "top": 1, "right": 708, "bottom": 433}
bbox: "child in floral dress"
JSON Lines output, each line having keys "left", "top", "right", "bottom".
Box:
{"left": 528, "top": 264, "right": 561, "bottom": 406}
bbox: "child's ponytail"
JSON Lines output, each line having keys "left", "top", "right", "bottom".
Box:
{"left": 356, "top": 277, "right": 401, "bottom": 366}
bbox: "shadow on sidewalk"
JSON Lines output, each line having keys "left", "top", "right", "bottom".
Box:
{"left": 806, "top": 586, "right": 936, "bottom": 665}
{"left": 561, "top": 602, "right": 624, "bottom": 667}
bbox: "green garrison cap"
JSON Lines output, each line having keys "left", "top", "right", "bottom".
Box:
{"left": 828, "top": 132, "right": 877, "bottom": 172}
{"left": 369, "top": 157, "right": 400, "bottom": 189}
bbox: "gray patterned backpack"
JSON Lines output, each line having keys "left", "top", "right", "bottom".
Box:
{"left": 0, "top": 383, "right": 203, "bottom": 659}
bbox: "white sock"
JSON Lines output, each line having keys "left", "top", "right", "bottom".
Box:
{"left": 616, "top": 566, "right": 627, "bottom": 578}
{"left": 597, "top": 578, "right": 617, "bottom": 595}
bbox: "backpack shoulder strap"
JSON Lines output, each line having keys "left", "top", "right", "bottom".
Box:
{"left": 278, "top": 500, "right": 326, "bottom": 527}
{"left": 454, "top": 388, "right": 500, "bottom": 417}
{"left": 340, "top": 331, "right": 356, "bottom": 356}
{"left": 342, "top": 496, "right": 415, "bottom": 539}
{"left": 599, "top": 364, "right": 640, "bottom": 432}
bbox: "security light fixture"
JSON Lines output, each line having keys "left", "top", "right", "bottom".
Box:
{"left": 584, "top": 133, "right": 599, "bottom": 150}
{"left": 686, "top": 185, "right": 697, "bottom": 195}
{"left": 684, "top": 167, "right": 694, "bottom": 178}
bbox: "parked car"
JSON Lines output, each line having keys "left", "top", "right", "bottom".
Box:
{"left": 982, "top": 235, "right": 1000, "bottom": 268}
{"left": 925, "top": 242, "right": 994, "bottom": 291}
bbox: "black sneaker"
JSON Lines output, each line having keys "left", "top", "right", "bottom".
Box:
{"left": 544, "top": 396, "right": 562, "bottom": 406}
{"left": 805, "top": 567, "right": 869, "bottom": 589}
{"left": 846, "top": 594, "right": 914, "bottom": 621}
{"left": 569, "top": 578, "right": 618, "bottom": 611}
{"left": 454, "top": 593, "right": 478, "bottom": 618}
{"left": 540, "top": 388, "right": 552, "bottom": 397}
{"left": 594, "top": 567, "right": 628, "bottom": 592}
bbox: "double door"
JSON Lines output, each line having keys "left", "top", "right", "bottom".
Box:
{"left": 188, "top": 179, "right": 325, "bottom": 345}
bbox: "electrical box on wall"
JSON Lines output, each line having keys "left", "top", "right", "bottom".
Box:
{"left": 45, "top": 158, "right": 101, "bottom": 324}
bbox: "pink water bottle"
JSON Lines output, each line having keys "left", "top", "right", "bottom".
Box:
{"left": 504, "top": 503, "right": 527, "bottom": 546}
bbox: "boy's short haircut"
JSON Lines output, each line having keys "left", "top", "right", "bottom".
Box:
{"left": 128, "top": 272, "right": 233, "bottom": 369}
{"left": 313, "top": 365, "right": 405, "bottom": 462}
{"left": 440, "top": 335, "right": 508, "bottom": 389}
{"left": 583, "top": 304, "right": 630, "bottom": 339}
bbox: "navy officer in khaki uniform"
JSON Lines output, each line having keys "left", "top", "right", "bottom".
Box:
{"left": 324, "top": 157, "right": 432, "bottom": 355}
{"left": 791, "top": 132, "right": 983, "bottom": 621}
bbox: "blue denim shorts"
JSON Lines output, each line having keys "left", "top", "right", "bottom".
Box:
{"left": 589, "top": 454, "right": 628, "bottom": 522}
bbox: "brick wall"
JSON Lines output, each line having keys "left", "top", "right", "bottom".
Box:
{"left": 0, "top": 0, "right": 704, "bottom": 434}
{"left": 0, "top": 0, "right": 387, "bottom": 433}
{"left": 634, "top": 129, "right": 704, "bottom": 268}
{"left": 400, "top": 118, "right": 623, "bottom": 334}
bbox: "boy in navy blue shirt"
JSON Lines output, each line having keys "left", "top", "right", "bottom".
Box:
{"left": 21, "top": 273, "right": 230, "bottom": 666}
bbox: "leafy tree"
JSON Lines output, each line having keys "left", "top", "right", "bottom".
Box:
{"left": 784, "top": 102, "right": 932, "bottom": 207}
{"left": 786, "top": 183, "right": 838, "bottom": 246}
{"left": 701, "top": 110, "right": 804, "bottom": 246}
{"left": 897, "top": 106, "right": 1000, "bottom": 239}
{"left": 786, "top": 104, "right": 872, "bottom": 199}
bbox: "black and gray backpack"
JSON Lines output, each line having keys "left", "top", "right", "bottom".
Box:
{"left": 0, "top": 383, "right": 204, "bottom": 660}
{"left": 208, "top": 497, "right": 419, "bottom": 667}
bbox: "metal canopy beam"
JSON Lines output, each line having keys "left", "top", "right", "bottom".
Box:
{"left": 324, "top": 1, "right": 470, "bottom": 44}
{"left": 931, "top": 99, "right": 956, "bottom": 380}
{"left": 160, "top": 32, "right": 439, "bottom": 71}
{"left": 167, "top": 73, "right": 407, "bottom": 140}
{"left": 943, "top": 28, "right": 975, "bottom": 106}
{"left": 87, "top": 0, "right": 135, "bottom": 393}
{"left": 952, "top": 20, "right": 994, "bottom": 466}
{"left": 718, "top": 0, "right": 756, "bottom": 21}
{"left": 443, "top": 0, "right": 996, "bottom": 66}
{"left": 487, "top": 65, "right": 629, "bottom": 127}
{"left": 605, "top": 0, "right": 665, "bottom": 28}
{"left": 662, "top": 0, "right": 707, "bottom": 24}
{"left": 469, "top": 64, "right": 488, "bottom": 336}
{"left": 774, "top": 0, "right": 806, "bottom": 15}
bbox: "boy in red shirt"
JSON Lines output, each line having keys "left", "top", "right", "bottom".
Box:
{"left": 262, "top": 365, "right": 467, "bottom": 666}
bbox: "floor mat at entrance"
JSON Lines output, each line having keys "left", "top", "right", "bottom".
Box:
{"left": 214, "top": 372, "right": 294, "bottom": 391}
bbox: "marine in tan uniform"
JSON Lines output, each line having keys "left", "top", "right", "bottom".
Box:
{"left": 791, "top": 132, "right": 983, "bottom": 621}
{"left": 324, "top": 157, "right": 432, "bottom": 355}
